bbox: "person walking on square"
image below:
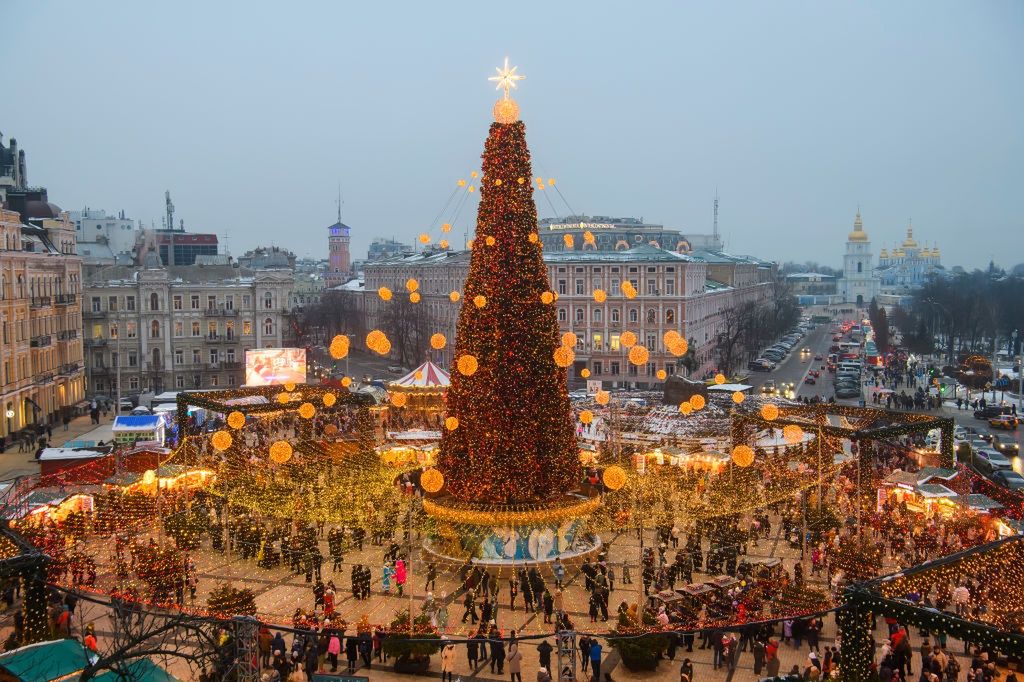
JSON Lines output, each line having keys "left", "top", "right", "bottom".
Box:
{"left": 509, "top": 642, "right": 523, "bottom": 682}
{"left": 589, "top": 639, "right": 602, "bottom": 682}
{"left": 441, "top": 638, "right": 456, "bottom": 682}
{"left": 579, "top": 636, "right": 591, "bottom": 673}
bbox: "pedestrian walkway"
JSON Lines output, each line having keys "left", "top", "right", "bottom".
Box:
{"left": 0, "top": 411, "right": 118, "bottom": 480}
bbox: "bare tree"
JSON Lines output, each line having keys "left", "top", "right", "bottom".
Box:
{"left": 381, "top": 297, "right": 431, "bottom": 367}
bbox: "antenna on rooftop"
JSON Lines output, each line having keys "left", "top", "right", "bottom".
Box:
{"left": 336, "top": 183, "right": 343, "bottom": 223}
{"left": 713, "top": 189, "right": 720, "bottom": 244}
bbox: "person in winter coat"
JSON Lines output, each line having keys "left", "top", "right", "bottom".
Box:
{"left": 259, "top": 626, "right": 273, "bottom": 668}
{"left": 345, "top": 634, "right": 359, "bottom": 673}
{"left": 508, "top": 643, "right": 524, "bottom": 682}
{"left": 395, "top": 559, "right": 407, "bottom": 596}
{"left": 272, "top": 633, "right": 287, "bottom": 661}
{"left": 327, "top": 633, "right": 341, "bottom": 672}
{"left": 765, "top": 638, "right": 781, "bottom": 677}
{"left": 537, "top": 640, "right": 553, "bottom": 670}
{"left": 440, "top": 639, "right": 457, "bottom": 682}
{"left": 288, "top": 652, "right": 307, "bottom": 682}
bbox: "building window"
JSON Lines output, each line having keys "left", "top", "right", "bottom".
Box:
{"left": 646, "top": 333, "right": 656, "bottom": 349}
{"left": 226, "top": 349, "right": 235, "bottom": 363}
{"left": 647, "top": 309, "right": 656, "bottom": 324}
{"left": 243, "top": 295, "right": 251, "bottom": 308}
{"left": 592, "top": 333, "right": 602, "bottom": 350}
{"left": 173, "top": 295, "right": 183, "bottom": 310}
{"left": 91, "top": 297, "right": 101, "bottom": 313}
{"left": 192, "top": 349, "right": 201, "bottom": 364}
{"left": 209, "top": 349, "right": 218, "bottom": 364}
{"left": 611, "top": 279, "right": 620, "bottom": 295}
{"left": 225, "top": 295, "right": 234, "bottom": 310}
{"left": 593, "top": 361, "right": 603, "bottom": 375}
{"left": 228, "top": 374, "right": 237, "bottom": 386}
{"left": 629, "top": 309, "right": 639, "bottom": 323}
{"left": 575, "top": 279, "right": 584, "bottom": 295}
{"left": 558, "top": 280, "right": 567, "bottom": 295}
{"left": 126, "top": 296, "right": 135, "bottom": 311}
{"left": 264, "top": 293, "right": 273, "bottom": 309}
{"left": 208, "top": 321, "right": 218, "bottom": 339}
{"left": 110, "top": 322, "right": 119, "bottom": 339}
{"left": 174, "top": 321, "right": 183, "bottom": 337}
{"left": 666, "top": 309, "right": 675, "bottom": 324}
{"left": 191, "top": 295, "right": 200, "bottom": 310}
{"left": 128, "top": 352, "right": 137, "bottom": 367}
{"left": 175, "top": 375, "right": 185, "bottom": 388}
{"left": 666, "top": 280, "right": 675, "bottom": 296}
{"left": 610, "top": 334, "right": 621, "bottom": 351}
{"left": 150, "top": 293, "right": 159, "bottom": 311}
{"left": 611, "top": 308, "right": 620, "bottom": 324}
{"left": 243, "top": 320, "right": 253, "bottom": 335}
{"left": 647, "top": 279, "right": 656, "bottom": 295}
{"left": 575, "top": 308, "right": 584, "bottom": 323}
{"left": 610, "top": 361, "right": 620, "bottom": 375}
{"left": 857, "top": 261, "right": 862, "bottom": 273}
{"left": 174, "top": 349, "right": 184, "bottom": 365}
{"left": 558, "top": 308, "right": 567, "bottom": 323}
{"left": 207, "top": 295, "right": 217, "bottom": 310}
{"left": 646, "top": 362, "right": 656, "bottom": 376}
{"left": 593, "top": 308, "right": 603, "bottom": 323}
{"left": 108, "top": 295, "right": 118, "bottom": 311}
{"left": 191, "top": 321, "right": 200, "bottom": 337}
{"left": 263, "top": 318, "right": 274, "bottom": 335}
{"left": 149, "top": 320, "right": 160, "bottom": 338}
{"left": 226, "top": 320, "right": 235, "bottom": 339}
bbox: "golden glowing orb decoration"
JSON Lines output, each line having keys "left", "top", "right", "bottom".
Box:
{"left": 485, "top": 235, "right": 496, "bottom": 246}
{"left": 583, "top": 230, "right": 595, "bottom": 245}
{"left": 378, "top": 287, "right": 393, "bottom": 301}
{"left": 563, "top": 234, "right": 574, "bottom": 248}
{"left": 449, "top": 291, "right": 460, "bottom": 302}
{"left": 444, "top": 416, "right": 459, "bottom": 431}
{"left": 341, "top": 377, "right": 352, "bottom": 388}
{"left": 561, "top": 332, "right": 577, "bottom": 347}
{"left": 669, "top": 338, "right": 689, "bottom": 357}
{"left": 142, "top": 469, "right": 157, "bottom": 486}
{"left": 473, "top": 295, "right": 487, "bottom": 308}
{"left": 664, "top": 330, "right": 680, "bottom": 347}
{"left": 269, "top": 440, "right": 293, "bottom": 464}
{"left": 409, "top": 292, "right": 421, "bottom": 304}
{"left": 579, "top": 410, "right": 594, "bottom": 425}
{"left": 528, "top": 233, "right": 539, "bottom": 243}
{"left": 322, "top": 392, "right": 337, "bottom": 407}
{"left": 284, "top": 382, "right": 296, "bottom": 392}
{"left": 227, "top": 411, "right": 246, "bottom": 430}
{"left": 442, "top": 223, "right": 452, "bottom": 233}
{"left": 391, "top": 392, "right": 409, "bottom": 408}
{"left": 622, "top": 281, "right": 637, "bottom": 299}
{"left": 540, "top": 291, "right": 554, "bottom": 304}
{"left": 439, "top": 239, "right": 449, "bottom": 249}
{"left": 366, "top": 329, "right": 386, "bottom": 349}
{"left": 783, "top": 424, "right": 804, "bottom": 444}
{"left": 731, "top": 444, "right": 755, "bottom": 467}
{"left": 656, "top": 369, "right": 668, "bottom": 380}
{"left": 690, "top": 394, "right": 706, "bottom": 410}
{"left": 457, "top": 354, "right": 479, "bottom": 376}
{"left": 375, "top": 338, "right": 392, "bottom": 355}
{"left": 593, "top": 289, "right": 607, "bottom": 303}
{"left": 714, "top": 373, "right": 726, "bottom": 385}
{"left": 420, "top": 467, "right": 445, "bottom": 494}
{"left": 418, "top": 233, "right": 430, "bottom": 244}
{"left": 324, "top": 423, "right": 339, "bottom": 436}
{"left": 732, "top": 391, "right": 745, "bottom": 404}
{"left": 761, "top": 403, "right": 779, "bottom": 421}
{"left": 414, "top": 370, "right": 423, "bottom": 381}
{"left": 553, "top": 346, "right": 575, "bottom": 368}
{"left": 329, "top": 335, "right": 350, "bottom": 359}
{"left": 620, "top": 331, "right": 637, "bottom": 348}
{"left": 580, "top": 368, "right": 591, "bottom": 378}
{"left": 211, "top": 430, "right": 232, "bottom": 451}
{"left": 602, "top": 465, "right": 627, "bottom": 491}
{"left": 595, "top": 390, "right": 610, "bottom": 406}
{"left": 493, "top": 98, "right": 520, "bottom": 124}
{"left": 679, "top": 402, "right": 693, "bottom": 415}
{"left": 276, "top": 392, "right": 292, "bottom": 405}
{"left": 494, "top": 179, "right": 502, "bottom": 186}
{"left": 628, "top": 345, "right": 649, "bottom": 366}
{"left": 468, "top": 238, "right": 475, "bottom": 248}
{"left": 405, "top": 278, "right": 419, "bottom": 293}
{"left": 298, "top": 402, "right": 316, "bottom": 419}
{"left": 430, "top": 333, "right": 447, "bottom": 350}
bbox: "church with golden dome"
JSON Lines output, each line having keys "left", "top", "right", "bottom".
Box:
{"left": 838, "top": 210, "right": 881, "bottom": 306}
{"left": 876, "top": 222, "right": 943, "bottom": 292}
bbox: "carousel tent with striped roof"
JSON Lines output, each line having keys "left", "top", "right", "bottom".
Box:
{"left": 390, "top": 360, "right": 450, "bottom": 390}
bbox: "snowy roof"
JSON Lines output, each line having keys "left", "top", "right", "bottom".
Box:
{"left": 112, "top": 415, "right": 164, "bottom": 431}
{"left": 391, "top": 360, "right": 451, "bottom": 389}
{"left": 37, "top": 447, "right": 106, "bottom": 461}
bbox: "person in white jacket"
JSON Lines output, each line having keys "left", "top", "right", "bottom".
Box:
{"left": 441, "top": 638, "right": 457, "bottom": 682}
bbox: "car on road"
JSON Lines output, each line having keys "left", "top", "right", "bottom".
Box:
{"left": 748, "top": 360, "right": 774, "bottom": 372}
{"left": 974, "top": 405, "right": 1013, "bottom": 420}
{"left": 962, "top": 426, "right": 991, "bottom": 442}
{"left": 761, "top": 380, "right": 778, "bottom": 395}
{"left": 991, "top": 470, "right": 1024, "bottom": 491}
{"left": 118, "top": 397, "right": 135, "bottom": 412}
{"left": 387, "top": 365, "right": 407, "bottom": 374}
{"left": 972, "top": 448, "right": 1013, "bottom": 475}
{"left": 989, "top": 434, "right": 1020, "bottom": 456}
{"left": 804, "top": 376, "right": 816, "bottom": 384}
{"left": 835, "top": 386, "right": 860, "bottom": 399}
{"left": 989, "top": 415, "right": 1019, "bottom": 430}
{"left": 814, "top": 354, "right": 823, "bottom": 361}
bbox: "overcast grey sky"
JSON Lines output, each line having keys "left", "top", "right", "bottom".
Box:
{"left": 2, "top": 1, "right": 1021, "bottom": 270}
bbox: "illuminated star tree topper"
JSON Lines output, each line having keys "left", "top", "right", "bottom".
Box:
{"left": 489, "top": 57, "right": 525, "bottom": 124}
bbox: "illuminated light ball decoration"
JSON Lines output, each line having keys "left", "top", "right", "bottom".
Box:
{"left": 669, "top": 338, "right": 689, "bottom": 356}
{"left": 593, "top": 289, "right": 607, "bottom": 303}
{"left": 442, "top": 223, "right": 452, "bottom": 233}
{"left": 583, "top": 230, "right": 595, "bottom": 245}
{"left": 714, "top": 373, "right": 726, "bottom": 385}
{"left": 378, "top": 287, "right": 393, "bottom": 301}
{"left": 595, "top": 390, "right": 611, "bottom": 406}
{"left": 341, "top": 377, "right": 352, "bottom": 388}
{"left": 628, "top": 345, "right": 649, "bottom": 366}
{"left": 493, "top": 97, "right": 519, "bottom": 124}
{"left": 329, "top": 334, "right": 350, "bottom": 359}
{"left": 276, "top": 392, "right": 292, "bottom": 405}
{"left": 620, "top": 331, "right": 637, "bottom": 348}
{"left": 430, "top": 333, "right": 447, "bottom": 350}
{"left": 406, "top": 278, "right": 419, "bottom": 293}
{"left": 298, "top": 402, "right": 316, "bottom": 419}
{"left": 419, "top": 233, "right": 430, "bottom": 244}
{"left": 622, "top": 281, "right": 637, "bottom": 299}
{"left": 420, "top": 467, "right": 445, "bottom": 493}
{"left": 391, "top": 392, "right": 409, "bottom": 408}
{"left": 761, "top": 403, "right": 780, "bottom": 421}
{"left": 656, "top": 369, "right": 667, "bottom": 380}
{"left": 414, "top": 370, "right": 424, "bottom": 381}
{"left": 690, "top": 394, "right": 706, "bottom": 410}
{"left": 580, "top": 368, "right": 591, "bottom": 378}
{"left": 226, "top": 411, "right": 246, "bottom": 430}
{"left": 528, "top": 233, "right": 539, "bottom": 244}
{"left": 563, "top": 234, "right": 574, "bottom": 248}
{"left": 679, "top": 402, "right": 693, "bottom": 415}
{"left": 211, "top": 430, "right": 233, "bottom": 451}
{"left": 284, "top": 382, "right": 296, "bottom": 392}
{"left": 540, "top": 291, "right": 554, "bottom": 304}
{"left": 485, "top": 236, "right": 496, "bottom": 246}
{"left": 664, "top": 330, "right": 680, "bottom": 346}
{"left": 269, "top": 440, "right": 293, "bottom": 464}
{"left": 142, "top": 469, "right": 157, "bottom": 486}
{"left": 468, "top": 239, "right": 475, "bottom": 248}
{"left": 440, "top": 239, "right": 449, "bottom": 249}
{"left": 731, "top": 444, "right": 755, "bottom": 467}
{"left": 553, "top": 346, "right": 575, "bottom": 368}
{"left": 473, "top": 295, "right": 487, "bottom": 309}
{"left": 602, "top": 465, "right": 627, "bottom": 491}
{"left": 783, "top": 424, "right": 804, "bottom": 444}
{"left": 322, "top": 392, "right": 337, "bottom": 407}
{"left": 444, "top": 416, "right": 459, "bottom": 431}
{"left": 324, "top": 423, "right": 339, "bottom": 436}
{"left": 449, "top": 291, "right": 461, "bottom": 302}
{"left": 732, "top": 391, "right": 745, "bottom": 404}
{"left": 366, "top": 329, "right": 392, "bottom": 355}
{"left": 456, "top": 354, "right": 479, "bottom": 376}
{"left": 561, "top": 332, "right": 577, "bottom": 348}
{"left": 579, "top": 410, "right": 593, "bottom": 425}
{"left": 409, "top": 292, "right": 421, "bottom": 303}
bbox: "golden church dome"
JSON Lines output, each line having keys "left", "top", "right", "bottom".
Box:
{"left": 901, "top": 223, "right": 918, "bottom": 248}
{"left": 879, "top": 248, "right": 889, "bottom": 259}
{"left": 848, "top": 211, "right": 869, "bottom": 242}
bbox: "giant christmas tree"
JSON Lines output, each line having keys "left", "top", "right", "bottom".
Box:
{"left": 436, "top": 62, "right": 581, "bottom": 505}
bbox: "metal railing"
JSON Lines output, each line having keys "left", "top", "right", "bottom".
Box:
{"left": 55, "top": 294, "right": 77, "bottom": 305}
{"left": 57, "top": 329, "right": 78, "bottom": 341}
{"left": 29, "top": 335, "right": 52, "bottom": 348}
{"left": 84, "top": 337, "right": 108, "bottom": 347}
{"left": 29, "top": 296, "right": 51, "bottom": 308}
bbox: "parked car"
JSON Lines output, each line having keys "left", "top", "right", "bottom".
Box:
{"left": 748, "top": 360, "right": 773, "bottom": 372}
{"left": 988, "top": 415, "right": 1019, "bottom": 430}
{"left": 972, "top": 448, "right": 1013, "bottom": 475}
{"left": 991, "top": 470, "right": 1024, "bottom": 491}
{"left": 962, "top": 426, "right": 992, "bottom": 442}
{"left": 974, "top": 405, "right": 1012, "bottom": 420}
{"left": 836, "top": 386, "right": 861, "bottom": 399}
{"left": 387, "top": 365, "right": 406, "bottom": 374}
{"left": 989, "top": 434, "right": 1020, "bottom": 456}
{"left": 118, "top": 397, "right": 135, "bottom": 412}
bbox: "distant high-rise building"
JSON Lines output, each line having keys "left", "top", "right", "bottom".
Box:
{"left": 324, "top": 219, "right": 352, "bottom": 288}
